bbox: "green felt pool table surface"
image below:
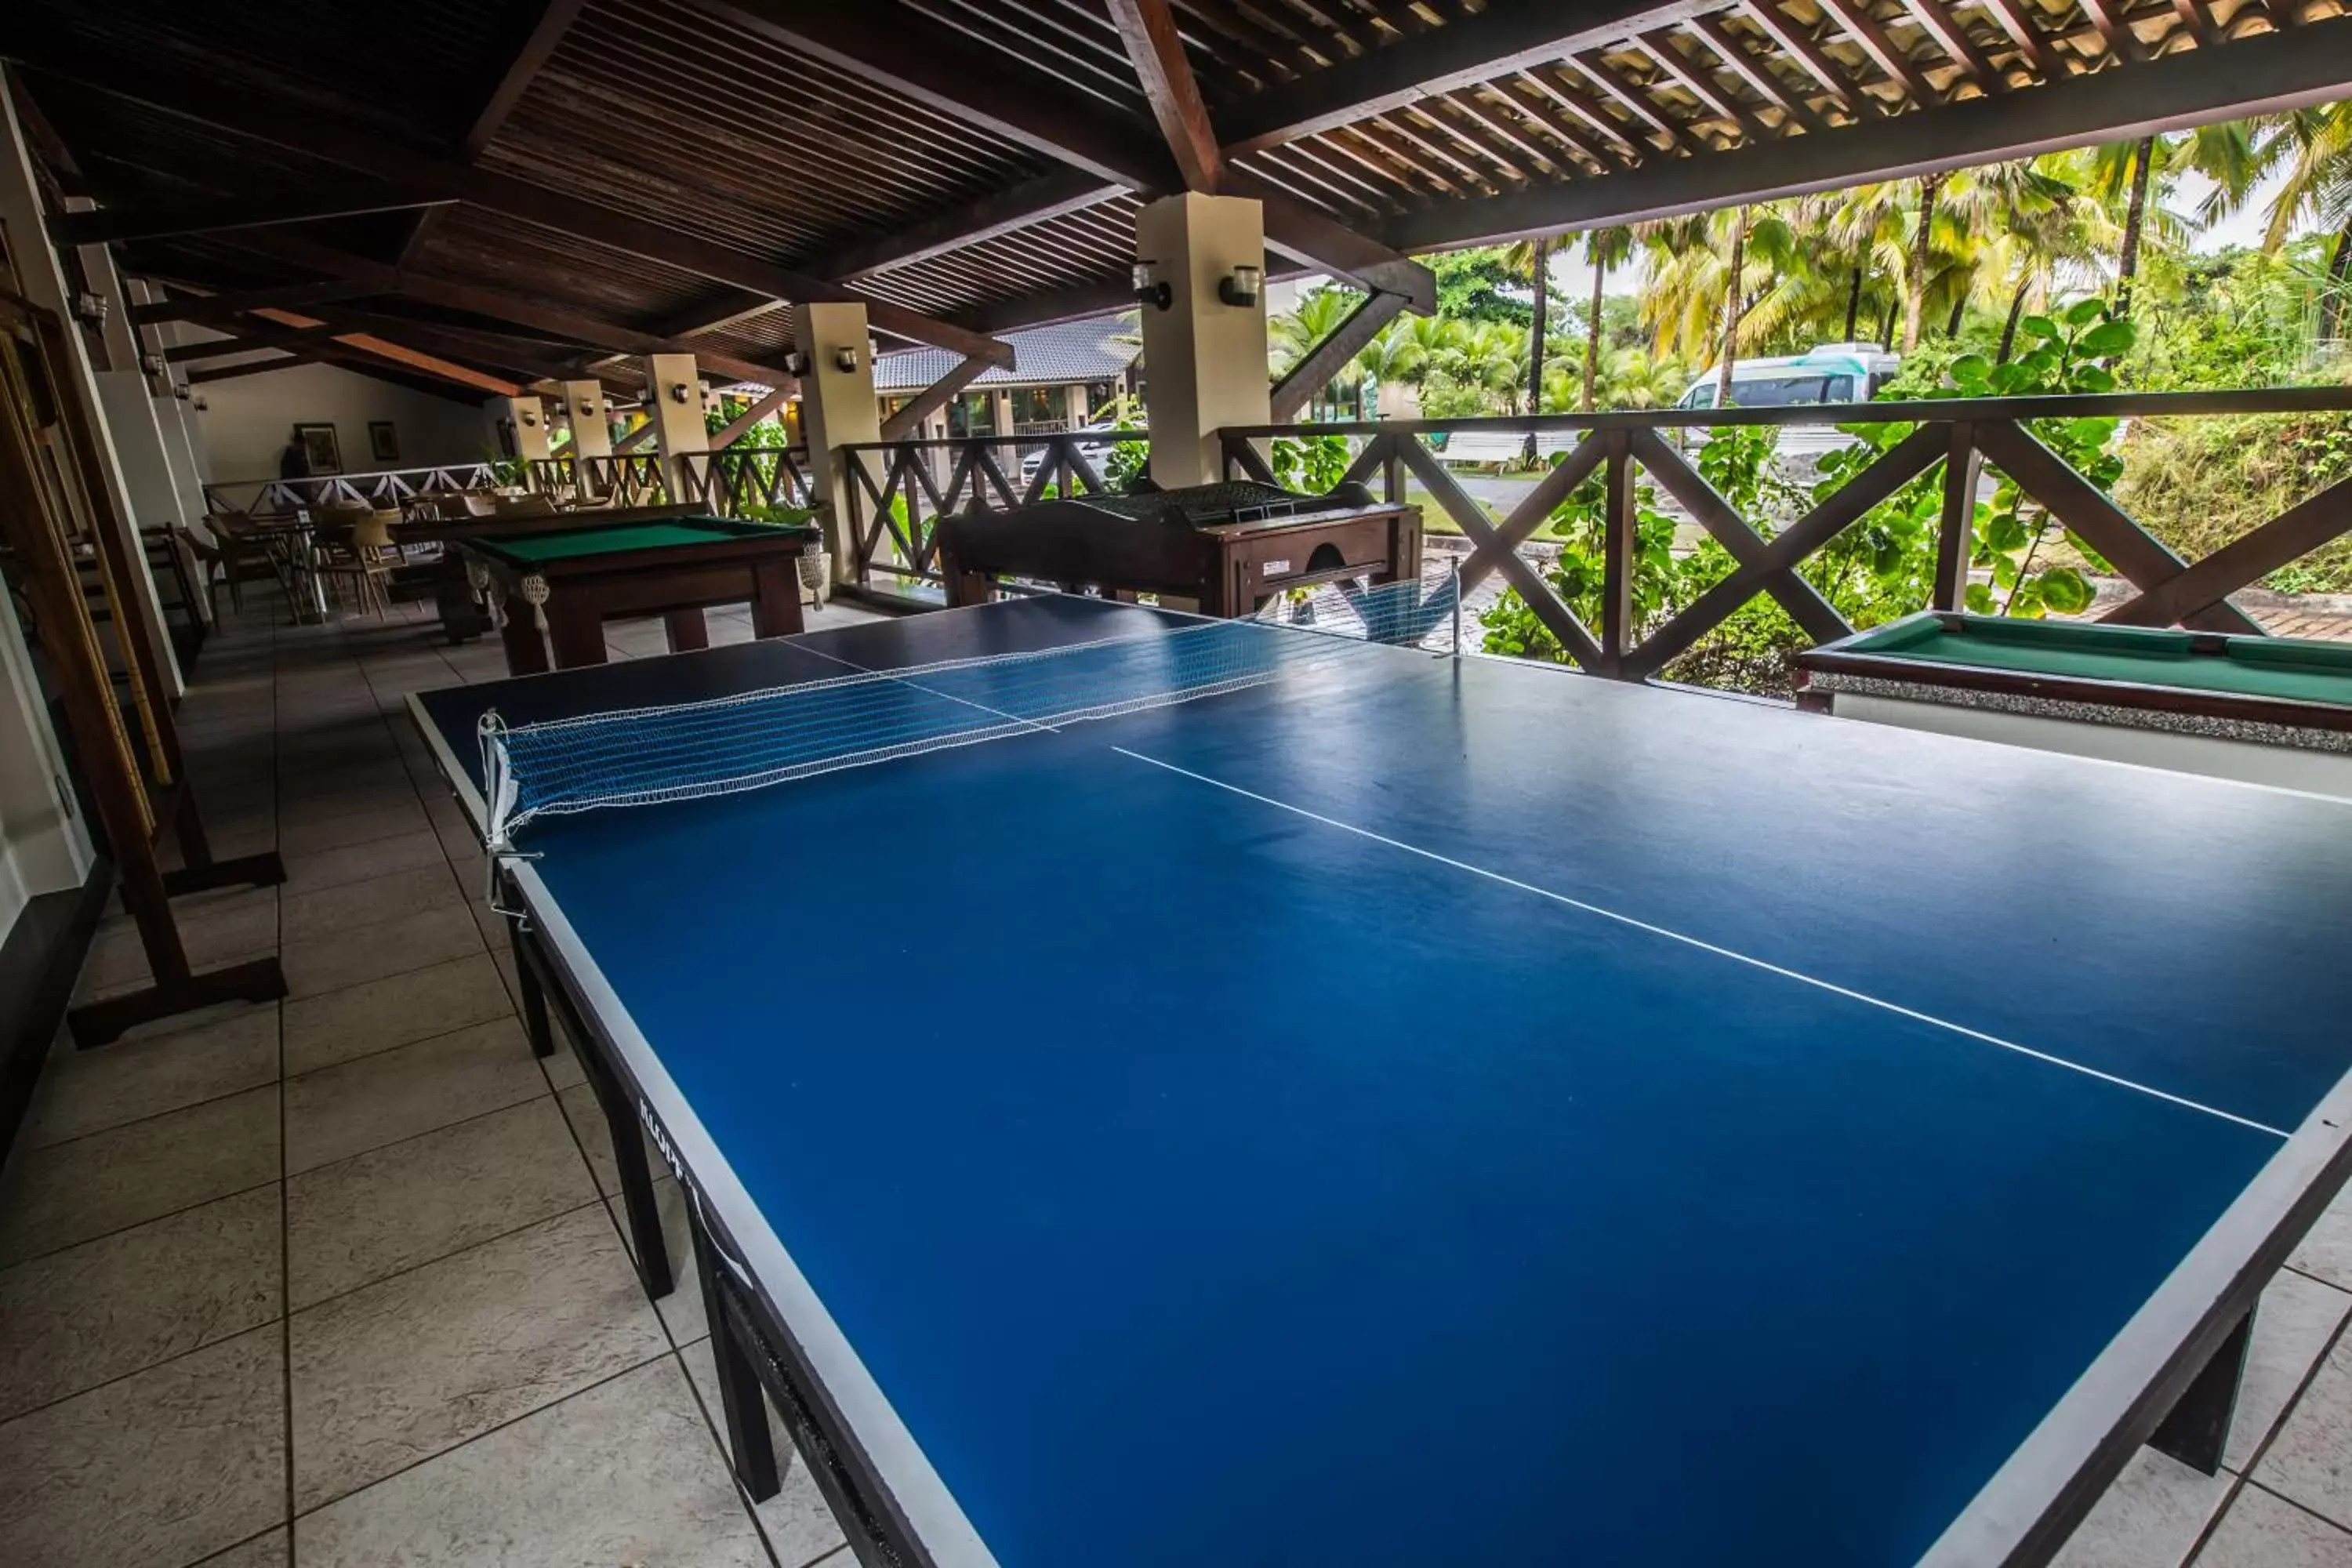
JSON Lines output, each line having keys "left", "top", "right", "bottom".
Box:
{"left": 1825, "top": 612, "right": 2352, "bottom": 710}
{"left": 470, "top": 517, "right": 815, "bottom": 565}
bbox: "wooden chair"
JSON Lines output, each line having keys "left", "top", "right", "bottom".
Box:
{"left": 201, "top": 509, "right": 283, "bottom": 613}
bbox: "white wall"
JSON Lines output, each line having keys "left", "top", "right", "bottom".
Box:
{"left": 0, "top": 586, "right": 94, "bottom": 943}
{"left": 194, "top": 360, "right": 502, "bottom": 484}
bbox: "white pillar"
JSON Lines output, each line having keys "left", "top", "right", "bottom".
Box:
{"left": 635, "top": 353, "right": 709, "bottom": 499}
{"left": 1134, "top": 191, "right": 1270, "bottom": 488}
{"left": 500, "top": 394, "right": 554, "bottom": 464}
{"left": 1064, "top": 383, "right": 1089, "bottom": 428}
{"left": 789, "top": 304, "right": 880, "bottom": 584}
{"left": 559, "top": 380, "right": 613, "bottom": 459}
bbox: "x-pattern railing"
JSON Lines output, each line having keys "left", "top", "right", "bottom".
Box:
{"left": 203, "top": 463, "right": 500, "bottom": 519}
{"left": 1221, "top": 388, "right": 2352, "bottom": 677}
{"left": 840, "top": 430, "right": 1131, "bottom": 585}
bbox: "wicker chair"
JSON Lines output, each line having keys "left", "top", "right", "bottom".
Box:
{"left": 312, "top": 509, "right": 402, "bottom": 617}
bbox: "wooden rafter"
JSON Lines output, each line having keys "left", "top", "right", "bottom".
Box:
{"left": 1737, "top": 1, "right": 1875, "bottom": 118}
{"left": 1572, "top": 50, "right": 1710, "bottom": 156}
{"left": 162, "top": 322, "right": 343, "bottom": 362}
{"left": 401, "top": 0, "right": 588, "bottom": 269}
{"left": 1687, "top": 12, "right": 1830, "bottom": 133}
{"left": 9, "top": 38, "right": 1014, "bottom": 366}
{"left": 1269, "top": 289, "right": 1407, "bottom": 421}
{"left": 1108, "top": 0, "right": 1229, "bottom": 191}
{"left": 1636, "top": 27, "right": 1774, "bottom": 144}
{"left": 247, "top": 306, "right": 522, "bottom": 396}
{"left": 1976, "top": 0, "right": 2067, "bottom": 80}
{"left": 1898, "top": 0, "right": 2006, "bottom": 92}
{"left": 1386, "top": 21, "right": 2352, "bottom": 249}
{"left": 49, "top": 192, "right": 451, "bottom": 246}
{"left": 132, "top": 280, "right": 379, "bottom": 325}
{"left": 1813, "top": 0, "right": 1938, "bottom": 103}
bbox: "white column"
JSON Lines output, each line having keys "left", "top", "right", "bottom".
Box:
{"left": 558, "top": 379, "right": 613, "bottom": 460}
{"left": 500, "top": 394, "right": 554, "bottom": 465}
{"left": 0, "top": 83, "right": 183, "bottom": 695}
{"left": 0, "top": 583, "right": 95, "bottom": 930}
{"left": 1134, "top": 191, "right": 1271, "bottom": 488}
{"left": 635, "top": 353, "right": 709, "bottom": 499}
{"left": 789, "top": 304, "right": 879, "bottom": 584}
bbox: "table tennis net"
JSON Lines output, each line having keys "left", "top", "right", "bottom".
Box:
{"left": 478, "top": 578, "right": 1457, "bottom": 848}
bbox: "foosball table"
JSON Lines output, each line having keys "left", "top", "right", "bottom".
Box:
{"left": 936, "top": 479, "right": 1421, "bottom": 616}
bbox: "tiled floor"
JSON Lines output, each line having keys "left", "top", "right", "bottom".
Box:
{"left": 0, "top": 590, "right": 876, "bottom": 1568}
{"left": 6, "top": 586, "right": 2352, "bottom": 1566}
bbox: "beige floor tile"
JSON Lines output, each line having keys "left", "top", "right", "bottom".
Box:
{"left": 2258, "top": 1329, "right": 2352, "bottom": 1525}
{"left": 279, "top": 781, "right": 426, "bottom": 833}
{"left": 2053, "top": 1447, "right": 2234, "bottom": 1568}
{"left": 24, "top": 1006, "right": 279, "bottom": 1149}
{"left": 288, "top": 1204, "right": 667, "bottom": 1508}
{"left": 280, "top": 863, "right": 465, "bottom": 943}
{"left": 280, "top": 829, "right": 446, "bottom": 896}
{"left": 288, "top": 1097, "right": 597, "bottom": 1308}
{"left": 0, "top": 1086, "right": 280, "bottom": 1265}
{"left": 278, "top": 798, "right": 430, "bottom": 861}
{"left": 2294, "top": 1190, "right": 2352, "bottom": 1293}
{"left": 281, "top": 952, "right": 513, "bottom": 1076}
{"left": 2194, "top": 1483, "right": 2352, "bottom": 1566}
{"left": 0, "top": 1186, "right": 282, "bottom": 1421}
{"left": 0, "top": 1325, "right": 286, "bottom": 1568}
{"left": 679, "top": 1335, "right": 848, "bottom": 1568}
{"left": 292, "top": 1358, "right": 764, "bottom": 1568}
{"left": 79, "top": 894, "right": 281, "bottom": 995}
{"left": 2230, "top": 1270, "right": 2352, "bottom": 1472}
{"left": 284, "top": 1018, "right": 543, "bottom": 1173}
{"left": 280, "top": 902, "right": 482, "bottom": 999}
{"left": 195, "top": 1528, "right": 289, "bottom": 1567}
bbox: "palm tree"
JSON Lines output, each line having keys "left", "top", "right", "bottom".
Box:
{"left": 2223, "top": 105, "right": 2352, "bottom": 339}
{"left": 1581, "top": 227, "right": 1636, "bottom": 410}
{"left": 1502, "top": 235, "right": 1554, "bottom": 415}
{"left": 1269, "top": 286, "right": 1369, "bottom": 416}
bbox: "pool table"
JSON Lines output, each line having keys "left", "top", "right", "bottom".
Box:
{"left": 1795, "top": 611, "right": 2352, "bottom": 799}
{"left": 462, "top": 515, "right": 821, "bottom": 676}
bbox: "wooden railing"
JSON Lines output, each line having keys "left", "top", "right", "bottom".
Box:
{"left": 1219, "top": 388, "right": 2352, "bottom": 679}
{"left": 201, "top": 463, "right": 501, "bottom": 518}
{"left": 526, "top": 447, "right": 817, "bottom": 515}
{"left": 840, "top": 430, "right": 1138, "bottom": 586}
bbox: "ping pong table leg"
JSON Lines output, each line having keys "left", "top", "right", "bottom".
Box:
{"left": 2149, "top": 1306, "right": 2254, "bottom": 1475}
{"left": 505, "top": 913, "right": 555, "bottom": 1060}
{"left": 693, "top": 1222, "right": 782, "bottom": 1501}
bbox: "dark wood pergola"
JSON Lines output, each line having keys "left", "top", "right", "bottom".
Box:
{"left": 6, "top": 0, "right": 2350, "bottom": 403}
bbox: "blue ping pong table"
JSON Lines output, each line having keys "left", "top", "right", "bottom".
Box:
{"left": 410, "top": 593, "right": 2352, "bottom": 1568}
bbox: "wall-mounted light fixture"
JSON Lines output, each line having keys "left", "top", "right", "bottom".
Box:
{"left": 1132, "top": 261, "right": 1173, "bottom": 312}
{"left": 577, "top": 399, "right": 597, "bottom": 419}
{"left": 832, "top": 344, "right": 858, "bottom": 373}
{"left": 782, "top": 350, "right": 811, "bottom": 376}
{"left": 139, "top": 351, "right": 166, "bottom": 376}
{"left": 191, "top": 394, "right": 209, "bottom": 412}
{"left": 70, "top": 290, "right": 109, "bottom": 326}
{"left": 172, "top": 382, "right": 192, "bottom": 400}
{"left": 519, "top": 407, "right": 540, "bottom": 428}
{"left": 549, "top": 398, "right": 568, "bottom": 416}
{"left": 1218, "top": 264, "right": 1263, "bottom": 308}
{"left": 668, "top": 382, "right": 691, "bottom": 404}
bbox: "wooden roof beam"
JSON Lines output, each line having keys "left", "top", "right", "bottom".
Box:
{"left": 244, "top": 305, "right": 523, "bottom": 395}
{"left": 131, "top": 279, "right": 381, "bottom": 325}
{"left": 162, "top": 322, "right": 343, "bottom": 362}
{"left": 1636, "top": 26, "right": 1776, "bottom": 143}
{"left": 212, "top": 227, "right": 805, "bottom": 389}
{"left": 1109, "top": 0, "right": 1229, "bottom": 191}
{"left": 1813, "top": 0, "right": 1939, "bottom": 105}
{"left": 1736, "top": 1, "right": 1878, "bottom": 118}
{"left": 1897, "top": 0, "right": 2007, "bottom": 92}
{"left": 4, "top": 34, "right": 1016, "bottom": 367}
{"left": 1686, "top": 12, "right": 1831, "bottom": 132}
{"left": 49, "top": 191, "right": 453, "bottom": 247}
{"left": 1385, "top": 20, "right": 2352, "bottom": 249}
{"left": 402, "top": 0, "right": 590, "bottom": 268}
{"left": 1217, "top": 0, "right": 1738, "bottom": 153}
{"left": 695, "top": 0, "right": 1435, "bottom": 312}
{"left": 1976, "top": 0, "right": 2067, "bottom": 79}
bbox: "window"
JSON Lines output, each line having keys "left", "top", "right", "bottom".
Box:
{"left": 1723, "top": 373, "right": 1838, "bottom": 408}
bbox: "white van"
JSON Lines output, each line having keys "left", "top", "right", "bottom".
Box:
{"left": 1675, "top": 344, "right": 1900, "bottom": 458}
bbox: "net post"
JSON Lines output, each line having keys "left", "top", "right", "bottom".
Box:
{"left": 1451, "top": 561, "right": 1462, "bottom": 660}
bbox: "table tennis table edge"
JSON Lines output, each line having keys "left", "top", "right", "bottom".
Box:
{"left": 401, "top": 651, "right": 2352, "bottom": 1568}
{"left": 1922, "top": 1065, "right": 2352, "bottom": 1566}
{"left": 404, "top": 688, "right": 996, "bottom": 1568}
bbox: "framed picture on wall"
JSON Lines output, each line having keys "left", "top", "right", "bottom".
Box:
{"left": 294, "top": 423, "right": 341, "bottom": 475}
{"left": 368, "top": 420, "right": 399, "bottom": 464}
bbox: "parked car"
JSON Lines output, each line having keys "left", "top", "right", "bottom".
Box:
{"left": 1673, "top": 343, "right": 1901, "bottom": 460}
{"left": 1017, "top": 419, "right": 1124, "bottom": 485}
